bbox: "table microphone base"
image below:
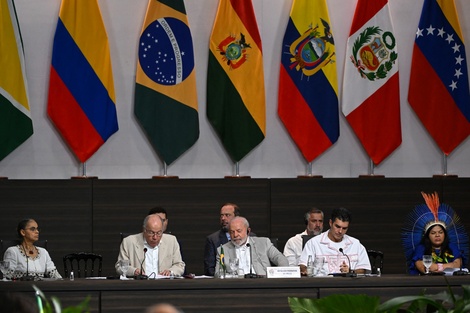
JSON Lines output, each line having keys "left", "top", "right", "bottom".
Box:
{"left": 344, "top": 272, "right": 357, "bottom": 277}
{"left": 20, "top": 275, "right": 35, "bottom": 281}
{"left": 244, "top": 273, "right": 260, "bottom": 278}
{"left": 453, "top": 270, "right": 467, "bottom": 276}
{"left": 135, "top": 274, "right": 148, "bottom": 280}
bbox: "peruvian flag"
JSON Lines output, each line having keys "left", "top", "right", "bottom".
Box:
{"left": 342, "top": 0, "right": 401, "bottom": 165}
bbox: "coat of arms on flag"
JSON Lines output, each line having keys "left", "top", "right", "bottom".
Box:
{"left": 218, "top": 33, "right": 251, "bottom": 69}
{"left": 350, "top": 27, "right": 397, "bottom": 81}
{"left": 287, "top": 19, "right": 335, "bottom": 77}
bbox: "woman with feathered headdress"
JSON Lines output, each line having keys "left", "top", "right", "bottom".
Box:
{"left": 402, "top": 192, "right": 468, "bottom": 275}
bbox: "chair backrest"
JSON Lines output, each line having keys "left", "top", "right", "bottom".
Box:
{"left": 1, "top": 239, "right": 48, "bottom": 259}
{"left": 367, "top": 249, "right": 384, "bottom": 274}
{"left": 270, "top": 237, "right": 279, "bottom": 249}
{"left": 63, "top": 252, "right": 103, "bottom": 278}
{"left": 120, "top": 232, "right": 131, "bottom": 243}
{"left": 302, "top": 235, "right": 315, "bottom": 249}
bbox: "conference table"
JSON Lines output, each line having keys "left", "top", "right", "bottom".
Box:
{"left": 1, "top": 275, "right": 469, "bottom": 313}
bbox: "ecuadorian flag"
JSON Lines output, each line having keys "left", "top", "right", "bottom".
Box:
{"left": 134, "top": 0, "right": 199, "bottom": 166}
{"left": 0, "top": 0, "right": 33, "bottom": 161}
{"left": 47, "top": 0, "right": 118, "bottom": 163}
{"left": 207, "top": 0, "right": 266, "bottom": 163}
{"left": 278, "top": 0, "right": 339, "bottom": 163}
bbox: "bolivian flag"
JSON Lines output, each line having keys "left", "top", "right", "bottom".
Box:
{"left": 207, "top": 0, "right": 266, "bottom": 162}
{"left": 134, "top": 0, "right": 199, "bottom": 165}
{"left": 0, "top": 0, "right": 33, "bottom": 161}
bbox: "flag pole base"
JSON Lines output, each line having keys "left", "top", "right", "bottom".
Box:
{"left": 224, "top": 175, "right": 251, "bottom": 179}
{"left": 152, "top": 175, "right": 179, "bottom": 179}
{"left": 432, "top": 174, "right": 458, "bottom": 178}
{"left": 359, "top": 174, "right": 385, "bottom": 178}
{"left": 297, "top": 175, "right": 323, "bottom": 178}
{"left": 71, "top": 176, "right": 98, "bottom": 179}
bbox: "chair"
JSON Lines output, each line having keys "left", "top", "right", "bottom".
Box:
{"left": 270, "top": 237, "right": 279, "bottom": 249}
{"left": 1, "top": 239, "right": 48, "bottom": 259}
{"left": 367, "top": 249, "right": 384, "bottom": 274}
{"left": 302, "top": 235, "right": 315, "bottom": 249}
{"left": 120, "top": 232, "right": 131, "bottom": 242}
{"left": 63, "top": 252, "right": 103, "bottom": 278}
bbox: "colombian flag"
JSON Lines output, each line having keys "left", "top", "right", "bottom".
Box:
{"left": 408, "top": 0, "right": 470, "bottom": 155}
{"left": 134, "top": 0, "right": 199, "bottom": 165}
{"left": 0, "top": 0, "right": 33, "bottom": 161}
{"left": 342, "top": 0, "right": 401, "bottom": 165}
{"left": 278, "top": 0, "right": 339, "bottom": 163}
{"left": 47, "top": 0, "right": 118, "bottom": 163}
{"left": 207, "top": 0, "right": 266, "bottom": 163}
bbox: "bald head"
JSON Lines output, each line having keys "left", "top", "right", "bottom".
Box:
{"left": 145, "top": 303, "right": 183, "bottom": 313}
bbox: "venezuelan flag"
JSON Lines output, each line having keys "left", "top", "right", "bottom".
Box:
{"left": 207, "top": 0, "right": 266, "bottom": 163}
{"left": 0, "top": 0, "right": 33, "bottom": 161}
{"left": 408, "top": 0, "right": 470, "bottom": 155}
{"left": 134, "top": 0, "right": 199, "bottom": 165}
{"left": 278, "top": 0, "right": 339, "bottom": 163}
{"left": 47, "top": 0, "right": 118, "bottom": 163}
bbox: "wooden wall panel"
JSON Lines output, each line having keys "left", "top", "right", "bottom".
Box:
{"left": 0, "top": 179, "right": 93, "bottom": 276}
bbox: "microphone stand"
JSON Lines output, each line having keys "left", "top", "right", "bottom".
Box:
{"left": 244, "top": 243, "right": 258, "bottom": 278}
{"left": 339, "top": 248, "right": 357, "bottom": 277}
{"left": 20, "top": 256, "right": 34, "bottom": 281}
{"left": 453, "top": 251, "right": 467, "bottom": 276}
{"left": 135, "top": 248, "right": 148, "bottom": 280}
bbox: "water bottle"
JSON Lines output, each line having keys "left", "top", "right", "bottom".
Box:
{"left": 307, "top": 255, "right": 313, "bottom": 277}
{"left": 376, "top": 268, "right": 381, "bottom": 277}
{"left": 69, "top": 271, "right": 74, "bottom": 281}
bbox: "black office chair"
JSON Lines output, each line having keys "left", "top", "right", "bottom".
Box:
{"left": 270, "top": 237, "right": 279, "bottom": 249}
{"left": 301, "top": 235, "right": 315, "bottom": 249}
{"left": 1, "top": 239, "right": 48, "bottom": 258}
{"left": 120, "top": 232, "right": 131, "bottom": 243}
{"left": 367, "top": 249, "right": 384, "bottom": 274}
{"left": 63, "top": 252, "right": 103, "bottom": 278}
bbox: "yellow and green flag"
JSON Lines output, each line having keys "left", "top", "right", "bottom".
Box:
{"left": 134, "top": 0, "right": 199, "bottom": 165}
{"left": 0, "top": 0, "right": 33, "bottom": 161}
{"left": 207, "top": 0, "right": 266, "bottom": 162}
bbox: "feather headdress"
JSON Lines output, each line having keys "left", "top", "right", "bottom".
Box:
{"left": 401, "top": 191, "right": 468, "bottom": 267}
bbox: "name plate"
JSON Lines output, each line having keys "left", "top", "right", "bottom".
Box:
{"left": 266, "top": 267, "right": 301, "bottom": 278}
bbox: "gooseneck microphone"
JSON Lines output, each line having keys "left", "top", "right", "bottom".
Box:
{"left": 244, "top": 243, "right": 258, "bottom": 278}
{"left": 20, "top": 256, "right": 34, "bottom": 281}
{"left": 339, "top": 248, "right": 357, "bottom": 277}
{"left": 135, "top": 248, "right": 148, "bottom": 280}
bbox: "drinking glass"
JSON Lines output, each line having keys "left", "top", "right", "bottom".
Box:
{"left": 229, "top": 258, "right": 239, "bottom": 277}
{"left": 119, "top": 260, "right": 130, "bottom": 280}
{"left": 422, "top": 255, "right": 432, "bottom": 274}
{"left": 0, "top": 260, "right": 10, "bottom": 280}
{"left": 313, "top": 257, "right": 325, "bottom": 276}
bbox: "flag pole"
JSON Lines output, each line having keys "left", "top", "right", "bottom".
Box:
{"left": 298, "top": 161, "right": 322, "bottom": 178}
{"left": 225, "top": 162, "right": 250, "bottom": 178}
{"left": 433, "top": 152, "right": 457, "bottom": 178}
{"left": 359, "top": 158, "right": 384, "bottom": 178}
{"left": 72, "top": 162, "right": 97, "bottom": 179}
{"left": 152, "top": 161, "right": 178, "bottom": 179}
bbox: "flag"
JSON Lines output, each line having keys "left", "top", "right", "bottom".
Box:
{"left": 408, "top": 0, "right": 470, "bottom": 155}
{"left": 207, "top": 0, "right": 266, "bottom": 162}
{"left": 47, "top": 0, "right": 118, "bottom": 163}
{"left": 278, "top": 0, "right": 339, "bottom": 163}
{"left": 342, "top": 0, "right": 401, "bottom": 165}
{"left": 134, "top": 0, "right": 199, "bottom": 165}
{"left": 0, "top": 0, "right": 33, "bottom": 161}
{"left": 219, "top": 244, "right": 226, "bottom": 271}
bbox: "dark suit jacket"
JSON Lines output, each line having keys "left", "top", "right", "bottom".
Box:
{"left": 204, "top": 230, "right": 229, "bottom": 276}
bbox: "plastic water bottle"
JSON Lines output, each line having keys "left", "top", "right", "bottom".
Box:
{"left": 69, "top": 271, "right": 74, "bottom": 281}
{"left": 376, "top": 268, "right": 381, "bottom": 277}
{"left": 307, "top": 255, "right": 313, "bottom": 277}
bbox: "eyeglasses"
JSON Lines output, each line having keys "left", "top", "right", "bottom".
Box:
{"left": 26, "top": 227, "right": 40, "bottom": 232}
{"left": 144, "top": 229, "right": 163, "bottom": 237}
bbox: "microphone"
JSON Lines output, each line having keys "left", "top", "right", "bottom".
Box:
{"left": 244, "top": 243, "right": 258, "bottom": 278}
{"left": 135, "top": 248, "right": 148, "bottom": 280}
{"left": 20, "top": 256, "right": 34, "bottom": 281}
{"left": 339, "top": 248, "right": 357, "bottom": 277}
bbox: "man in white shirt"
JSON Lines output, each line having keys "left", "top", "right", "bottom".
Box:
{"left": 283, "top": 208, "right": 324, "bottom": 266}
{"left": 299, "top": 207, "right": 371, "bottom": 275}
